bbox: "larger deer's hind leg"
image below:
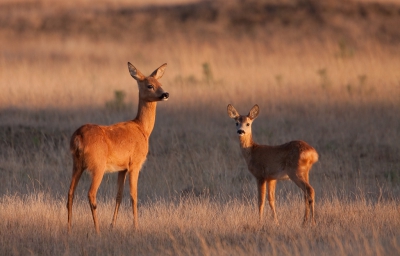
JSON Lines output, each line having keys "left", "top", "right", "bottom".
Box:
{"left": 111, "top": 170, "right": 127, "bottom": 228}
{"left": 67, "top": 160, "right": 84, "bottom": 233}
{"left": 88, "top": 169, "right": 105, "bottom": 234}
{"left": 257, "top": 178, "right": 267, "bottom": 221}
{"left": 289, "top": 171, "right": 315, "bottom": 225}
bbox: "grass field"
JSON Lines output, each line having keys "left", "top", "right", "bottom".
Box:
{"left": 0, "top": 0, "right": 400, "bottom": 255}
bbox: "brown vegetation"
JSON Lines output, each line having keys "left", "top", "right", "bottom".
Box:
{"left": 0, "top": 0, "right": 399, "bottom": 255}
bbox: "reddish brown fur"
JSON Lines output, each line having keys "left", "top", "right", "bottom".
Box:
{"left": 227, "top": 104, "right": 318, "bottom": 224}
{"left": 67, "top": 63, "right": 169, "bottom": 233}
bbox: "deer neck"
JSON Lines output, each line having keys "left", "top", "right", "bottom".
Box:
{"left": 134, "top": 99, "right": 157, "bottom": 138}
{"left": 238, "top": 133, "right": 255, "bottom": 161}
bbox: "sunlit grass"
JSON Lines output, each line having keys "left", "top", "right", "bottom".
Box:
{"left": 1, "top": 193, "right": 399, "bottom": 255}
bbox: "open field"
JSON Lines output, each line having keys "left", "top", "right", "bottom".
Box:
{"left": 1, "top": 193, "right": 400, "bottom": 255}
{"left": 1, "top": 0, "right": 400, "bottom": 255}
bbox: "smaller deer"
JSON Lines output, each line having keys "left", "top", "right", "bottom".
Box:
{"left": 227, "top": 104, "right": 318, "bottom": 224}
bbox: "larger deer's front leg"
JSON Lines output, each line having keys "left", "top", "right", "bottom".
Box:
{"left": 129, "top": 170, "right": 140, "bottom": 229}
{"left": 111, "top": 170, "right": 128, "bottom": 228}
{"left": 257, "top": 178, "right": 267, "bottom": 221}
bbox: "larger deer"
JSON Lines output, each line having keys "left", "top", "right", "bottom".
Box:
{"left": 227, "top": 104, "right": 318, "bottom": 225}
{"left": 67, "top": 63, "right": 169, "bottom": 233}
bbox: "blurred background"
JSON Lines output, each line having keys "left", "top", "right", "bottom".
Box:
{"left": 0, "top": 0, "right": 399, "bottom": 202}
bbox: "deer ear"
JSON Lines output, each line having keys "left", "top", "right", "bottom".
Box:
{"left": 150, "top": 63, "right": 167, "bottom": 80}
{"left": 248, "top": 104, "right": 259, "bottom": 120}
{"left": 227, "top": 104, "right": 240, "bottom": 119}
{"left": 128, "top": 62, "right": 145, "bottom": 81}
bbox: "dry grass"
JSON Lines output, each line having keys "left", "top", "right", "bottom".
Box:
{"left": 1, "top": 193, "right": 399, "bottom": 255}
{"left": 0, "top": 0, "right": 400, "bottom": 255}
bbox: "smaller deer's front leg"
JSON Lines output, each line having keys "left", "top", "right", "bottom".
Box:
{"left": 257, "top": 178, "right": 267, "bottom": 221}
{"left": 267, "top": 179, "right": 278, "bottom": 224}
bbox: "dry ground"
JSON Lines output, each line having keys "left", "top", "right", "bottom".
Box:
{"left": 1, "top": 193, "right": 399, "bottom": 255}
{"left": 0, "top": 0, "right": 399, "bottom": 255}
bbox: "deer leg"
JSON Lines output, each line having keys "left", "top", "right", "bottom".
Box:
{"left": 267, "top": 179, "right": 278, "bottom": 224}
{"left": 111, "top": 170, "right": 127, "bottom": 228}
{"left": 303, "top": 172, "right": 315, "bottom": 225}
{"left": 67, "top": 161, "right": 84, "bottom": 233}
{"left": 303, "top": 184, "right": 315, "bottom": 225}
{"left": 129, "top": 170, "right": 140, "bottom": 229}
{"left": 257, "top": 178, "right": 267, "bottom": 221}
{"left": 88, "top": 170, "right": 105, "bottom": 234}
{"left": 289, "top": 173, "right": 315, "bottom": 225}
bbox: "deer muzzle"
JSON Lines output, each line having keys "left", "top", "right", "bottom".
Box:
{"left": 237, "top": 130, "right": 245, "bottom": 135}
{"left": 160, "top": 92, "right": 169, "bottom": 101}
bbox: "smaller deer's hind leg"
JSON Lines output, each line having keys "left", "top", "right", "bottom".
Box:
{"left": 303, "top": 172, "right": 315, "bottom": 225}
{"left": 267, "top": 179, "right": 278, "bottom": 224}
{"left": 88, "top": 169, "right": 105, "bottom": 234}
{"left": 289, "top": 172, "right": 315, "bottom": 225}
{"left": 111, "top": 170, "right": 127, "bottom": 228}
{"left": 257, "top": 178, "right": 267, "bottom": 221}
{"left": 67, "top": 160, "right": 84, "bottom": 233}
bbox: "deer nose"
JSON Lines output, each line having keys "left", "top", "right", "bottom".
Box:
{"left": 237, "top": 130, "right": 245, "bottom": 135}
{"left": 160, "top": 92, "right": 169, "bottom": 100}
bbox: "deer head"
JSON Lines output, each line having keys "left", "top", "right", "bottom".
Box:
{"left": 128, "top": 62, "right": 169, "bottom": 102}
{"left": 227, "top": 104, "right": 259, "bottom": 136}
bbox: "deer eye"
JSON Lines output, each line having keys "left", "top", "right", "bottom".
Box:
{"left": 147, "top": 85, "right": 154, "bottom": 89}
{"left": 236, "top": 123, "right": 239, "bottom": 126}
{"left": 246, "top": 123, "right": 250, "bottom": 126}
